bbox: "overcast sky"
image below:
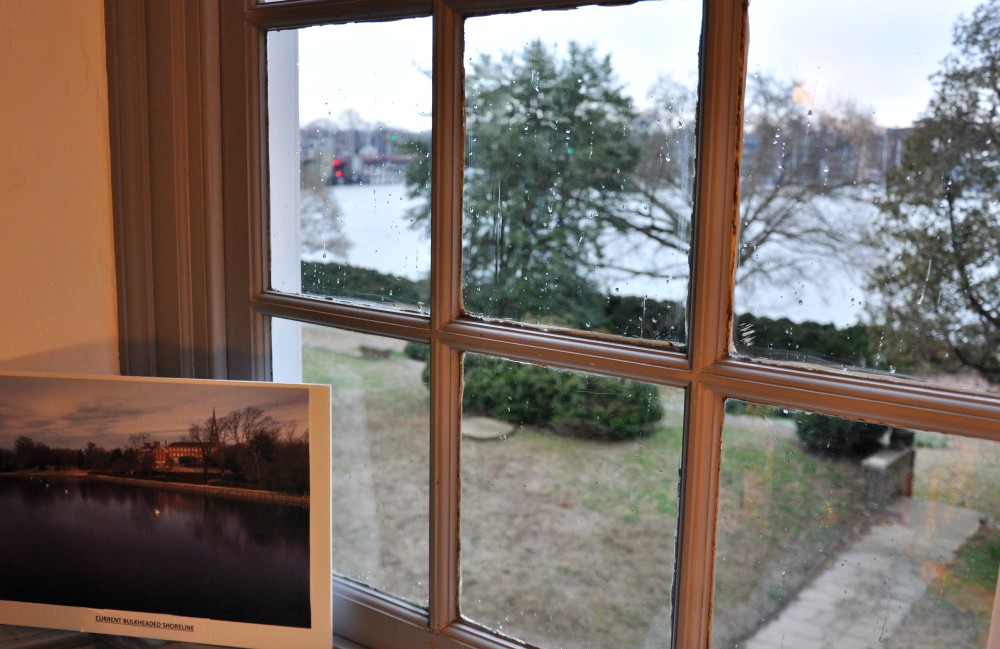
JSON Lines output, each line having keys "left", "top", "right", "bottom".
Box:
{"left": 288, "top": 0, "right": 982, "bottom": 132}
{"left": 0, "top": 375, "right": 312, "bottom": 451}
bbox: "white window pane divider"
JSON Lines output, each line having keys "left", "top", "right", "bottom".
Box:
{"left": 267, "top": 28, "right": 303, "bottom": 384}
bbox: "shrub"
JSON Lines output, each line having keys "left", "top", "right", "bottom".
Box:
{"left": 461, "top": 356, "right": 663, "bottom": 440}
{"left": 724, "top": 400, "right": 784, "bottom": 418}
{"left": 794, "top": 412, "right": 888, "bottom": 455}
{"left": 603, "top": 295, "right": 686, "bottom": 343}
{"left": 734, "top": 313, "right": 875, "bottom": 368}
{"left": 301, "top": 261, "right": 428, "bottom": 306}
{"left": 403, "top": 342, "right": 430, "bottom": 361}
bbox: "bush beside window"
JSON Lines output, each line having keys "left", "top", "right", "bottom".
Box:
{"left": 456, "top": 356, "right": 664, "bottom": 441}
{"left": 794, "top": 412, "right": 888, "bottom": 455}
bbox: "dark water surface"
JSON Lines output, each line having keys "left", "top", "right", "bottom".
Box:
{"left": 0, "top": 476, "right": 310, "bottom": 628}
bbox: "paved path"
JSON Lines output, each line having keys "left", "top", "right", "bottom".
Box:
{"left": 746, "top": 498, "right": 982, "bottom": 649}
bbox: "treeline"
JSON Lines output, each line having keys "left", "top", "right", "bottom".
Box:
{"left": 184, "top": 406, "right": 309, "bottom": 494}
{"left": 0, "top": 406, "right": 309, "bottom": 495}
{"left": 307, "top": 260, "right": 901, "bottom": 372}
{"left": 302, "top": 260, "right": 686, "bottom": 344}
{"left": 0, "top": 436, "right": 137, "bottom": 473}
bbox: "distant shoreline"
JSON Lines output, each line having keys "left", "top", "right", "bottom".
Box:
{"left": 0, "top": 468, "right": 88, "bottom": 478}
{"left": 0, "top": 471, "right": 309, "bottom": 507}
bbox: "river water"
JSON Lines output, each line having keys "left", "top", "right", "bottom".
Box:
{"left": 306, "top": 182, "right": 430, "bottom": 282}
{"left": 304, "top": 183, "right": 871, "bottom": 326}
{"left": 0, "top": 476, "right": 310, "bottom": 628}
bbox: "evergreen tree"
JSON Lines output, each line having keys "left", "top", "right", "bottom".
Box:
{"left": 408, "top": 40, "right": 639, "bottom": 325}
{"left": 871, "top": 0, "right": 1000, "bottom": 383}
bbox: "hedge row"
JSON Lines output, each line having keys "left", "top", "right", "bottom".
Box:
{"left": 303, "top": 262, "right": 900, "bottom": 372}
{"left": 733, "top": 313, "right": 876, "bottom": 368}
{"left": 794, "top": 412, "right": 888, "bottom": 455}
{"left": 421, "top": 355, "right": 663, "bottom": 441}
{"left": 467, "top": 357, "right": 663, "bottom": 440}
{"left": 300, "top": 261, "right": 685, "bottom": 341}
{"left": 302, "top": 261, "right": 429, "bottom": 306}
{"left": 306, "top": 262, "right": 902, "bottom": 453}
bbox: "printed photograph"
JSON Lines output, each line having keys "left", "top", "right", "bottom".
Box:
{"left": 0, "top": 373, "right": 316, "bottom": 629}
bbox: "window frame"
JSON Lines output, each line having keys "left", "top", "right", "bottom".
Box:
{"left": 106, "top": 1, "right": 1000, "bottom": 648}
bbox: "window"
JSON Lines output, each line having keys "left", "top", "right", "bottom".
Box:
{"left": 106, "top": 1, "right": 1000, "bottom": 649}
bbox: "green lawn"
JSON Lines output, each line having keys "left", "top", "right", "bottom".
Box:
{"left": 711, "top": 411, "right": 871, "bottom": 646}
{"left": 888, "top": 437, "right": 1000, "bottom": 646}
{"left": 303, "top": 328, "right": 996, "bottom": 649}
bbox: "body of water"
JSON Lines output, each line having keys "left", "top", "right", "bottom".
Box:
{"left": 313, "top": 182, "right": 430, "bottom": 282}
{"left": 307, "top": 183, "right": 874, "bottom": 327}
{"left": 0, "top": 476, "right": 310, "bottom": 628}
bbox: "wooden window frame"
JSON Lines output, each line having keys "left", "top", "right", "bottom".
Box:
{"left": 106, "top": 1, "right": 1000, "bottom": 648}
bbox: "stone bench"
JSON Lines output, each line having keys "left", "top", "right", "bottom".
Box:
{"left": 862, "top": 441, "right": 915, "bottom": 506}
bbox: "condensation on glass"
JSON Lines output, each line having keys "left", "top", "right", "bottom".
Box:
{"left": 732, "top": 2, "right": 999, "bottom": 397}
{"left": 460, "top": 352, "right": 681, "bottom": 648}
{"left": 266, "top": 19, "right": 432, "bottom": 313}
{"left": 459, "top": 1, "right": 701, "bottom": 345}
{"left": 273, "top": 318, "right": 430, "bottom": 607}
{"left": 713, "top": 399, "right": 1000, "bottom": 648}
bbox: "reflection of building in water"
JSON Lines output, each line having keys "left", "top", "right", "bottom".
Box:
{"left": 140, "top": 441, "right": 217, "bottom": 469}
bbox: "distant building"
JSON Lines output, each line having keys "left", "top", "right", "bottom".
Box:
{"left": 140, "top": 440, "right": 217, "bottom": 469}
{"left": 300, "top": 120, "right": 424, "bottom": 184}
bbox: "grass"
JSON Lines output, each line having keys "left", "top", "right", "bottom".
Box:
{"left": 888, "top": 525, "right": 1000, "bottom": 648}
{"left": 579, "top": 421, "right": 684, "bottom": 521}
{"left": 913, "top": 434, "right": 1000, "bottom": 636}
{"left": 304, "top": 328, "right": 1000, "bottom": 649}
{"left": 892, "top": 436, "right": 1000, "bottom": 645}
{"left": 302, "top": 327, "right": 431, "bottom": 605}
{"left": 934, "top": 526, "right": 1000, "bottom": 645}
{"left": 711, "top": 411, "right": 871, "bottom": 647}
{"left": 952, "top": 526, "right": 1000, "bottom": 591}
{"left": 913, "top": 436, "right": 1000, "bottom": 512}
{"left": 716, "top": 438, "right": 866, "bottom": 571}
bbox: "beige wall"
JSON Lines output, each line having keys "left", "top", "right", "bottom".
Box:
{"left": 0, "top": 1, "right": 118, "bottom": 374}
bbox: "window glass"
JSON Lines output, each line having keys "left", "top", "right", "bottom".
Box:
{"left": 457, "top": 1, "right": 700, "bottom": 344}
{"left": 279, "top": 320, "right": 430, "bottom": 606}
{"left": 713, "top": 400, "right": 1000, "bottom": 648}
{"left": 460, "top": 353, "right": 681, "bottom": 648}
{"left": 733, "top": 1, "right": 998, "bottom": 396}
{"left": 267, "top": 20, "right": 432, "bottom": 312}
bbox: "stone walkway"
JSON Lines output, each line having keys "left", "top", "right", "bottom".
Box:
{"left": 746, "top": 498, "right": 983, "bottom": 649}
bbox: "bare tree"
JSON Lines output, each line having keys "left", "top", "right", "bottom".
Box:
{"left": 221, "top": 406, "right": 282, "bottom": 485}
{"left": 737, "top": 77, "right": 881, "bottom": 289}
{"left": 126, "top": 432, "right": 153, "bottom": 473}
{"left": 187, "top": 409, "right": 222, "bottom": 477}
{"left": 244, "top": 419, "right": 281, "bottom": 486}
{"left": 600, "top": 77, "right": 696, "bottom": 283}
{"left": 299, "top": 188, "right": 351, "bottom": 261}
{"left": 612, "top": 74, "right": 882, "bottom": 290}
{"left": 127, "top": 432, "right": 151, "bottom": 453}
